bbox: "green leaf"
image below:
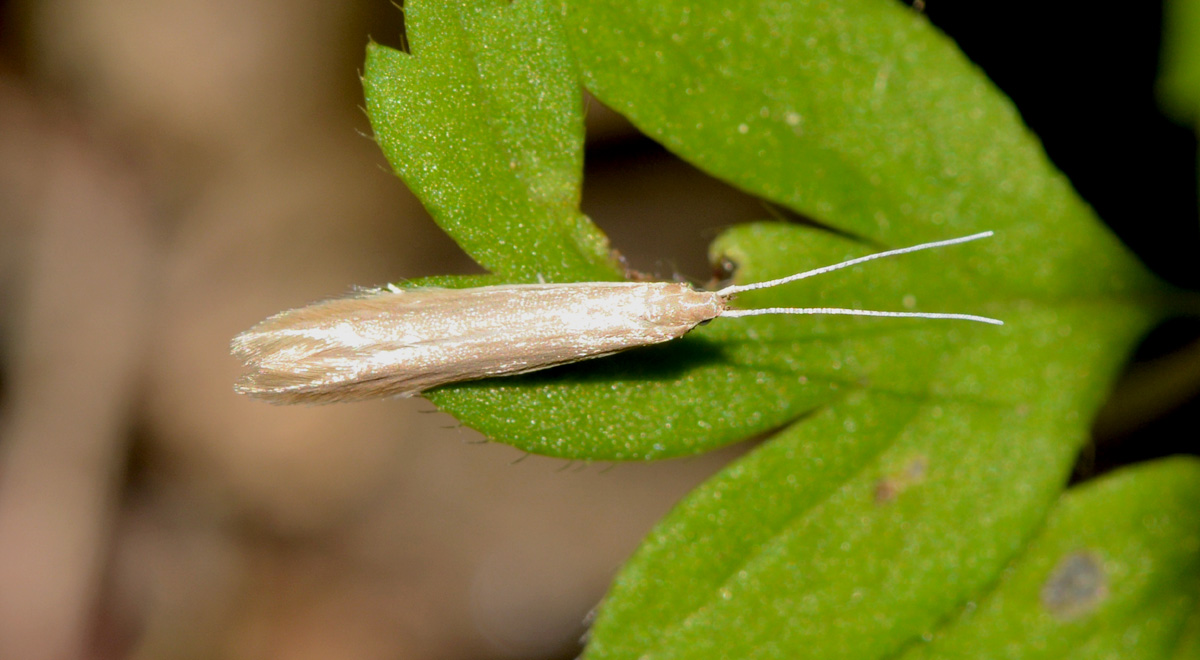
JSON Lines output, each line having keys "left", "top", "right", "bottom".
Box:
{"left": 1174, "top": 598, "right": 1200, "bottom": 660}
{"left": 1160, "top": 0, "right": 1200, "bottom": 123}
{"left": 561, "top": 0, "right": 1147, "bottom": 297}
{"left": 579, "top": 381, "right": 1181, "bottom": 659}
{"left": 362, "top": 0, "right": 621, "bottom": 283}
{"left": 585, "top": 451, "right": 1200, "bottom": 660}
{"left": 365, "top": 0, "right": 1160, "bottom": 460}
{"left": 893, "top": 457, "right": 1200, "bottom": 660}
{"left": 413, "top": 0, "right": 1161, "bottom": 460}
{"left": 358, "top": 1, "right": 1186, "bottom": 657}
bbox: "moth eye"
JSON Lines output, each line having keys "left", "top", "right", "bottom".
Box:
{"left": 711, "top": 256, "right": 739, "bottom": 286}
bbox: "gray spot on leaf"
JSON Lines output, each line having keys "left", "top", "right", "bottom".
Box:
{"left": 1041, "top": 551, "right": 1107, "bottom": 619}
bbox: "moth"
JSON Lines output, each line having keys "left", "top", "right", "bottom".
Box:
{"left": 232, "top": 232, "right": 1001, "bottom": 404}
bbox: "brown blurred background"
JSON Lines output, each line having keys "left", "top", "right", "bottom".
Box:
{"left": 0, "top": 1, "right": 1196, "bottom": 659}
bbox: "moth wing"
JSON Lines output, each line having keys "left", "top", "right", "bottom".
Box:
{"left": 232, "top": 289, "right": 477, "bottom": 402}
{"left": 232, "top": 283, "right": 721, "bottom": 404}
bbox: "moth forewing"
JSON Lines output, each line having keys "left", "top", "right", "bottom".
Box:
{"left": 232, "top": 282, "right": 724, "bottom": 404}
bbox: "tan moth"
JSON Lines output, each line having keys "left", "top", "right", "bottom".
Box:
{"left": 232, "top": 232, "right": 1001, "bottom": 404}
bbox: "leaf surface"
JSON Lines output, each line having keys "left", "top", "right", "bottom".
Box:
{"left": 362, "top": 3, "right": 1178, "bottom": 656}
{"left": 1160, "top": 0, "right": 1200, "bottom": 123}
{"left": 363, "top": 0, "right": 621, "bottom": 283}
{"left": 897, "top": 457, "right": 1200, "bottom": 660}
{"left": 375, "top": 0, "right": 1161, "bottom": 460}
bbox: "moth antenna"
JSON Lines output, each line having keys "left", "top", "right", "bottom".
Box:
{"left": 717, "top": 231, "right": 994, "bottom": 297}
{"left": 719, "top": 307, "right": 1003, "bottom": 325}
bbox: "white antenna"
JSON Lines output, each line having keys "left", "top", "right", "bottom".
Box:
{"left": 716, "top": 231, "right": 1002, "bottom": 325}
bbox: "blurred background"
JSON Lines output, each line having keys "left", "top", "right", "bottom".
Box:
{"left": 0, "top": 1, "right": 1196, "bottom": 659}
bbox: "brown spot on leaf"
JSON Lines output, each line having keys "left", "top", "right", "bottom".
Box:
{"left": 873, "top": 456, "right": 928, "bottom": 504}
